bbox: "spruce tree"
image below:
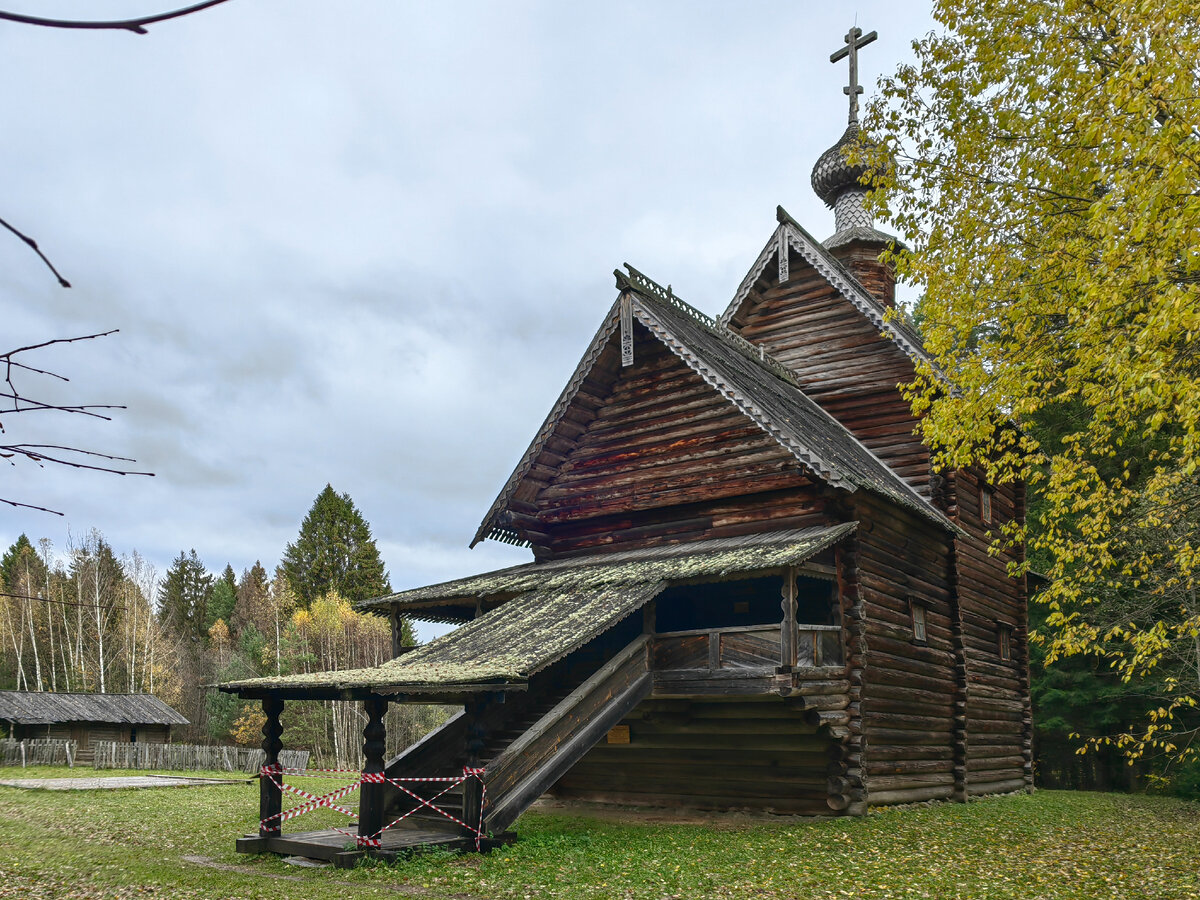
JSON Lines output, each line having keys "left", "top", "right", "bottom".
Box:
{"left": 281, "top": 484, "right": 391, "bottom": 607}
{"left": 158, "top": 550, "right": 213, "bottom": 641}
{"left": 206, "top": 563, "right": 238, "bottom": 633}
{"left": 0, "top": 535, "right": 37, "bottom": 593}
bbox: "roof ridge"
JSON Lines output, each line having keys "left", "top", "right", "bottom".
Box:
{"left": 616, "top": 265, "right": 805, "bottom": 392}
{"left": 631, "top": 291, "right": 957, "bottom": 532}
{"left": 719, "top": 206, "right": 937, "bottom": 377}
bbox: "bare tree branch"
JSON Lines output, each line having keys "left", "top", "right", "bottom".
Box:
{"left": 0, "top": 2, "right": 225, "bottom": 514}
{"left": 1, "top": 330, "right": 119, "bottom": 358}
{"left": 1, "top": 444, "right": 153, "bottom": 476}
{"left": 0, "top": 0, "right": 234, "bottom": 35}
{"left": 0, "top": 215, "right": 70, "bottom": 287}
{"left": 0, "top": 496, "right": 64, "bottom": 516}
{"left": 2, "top": 332, "right": 125, "bottom": 426}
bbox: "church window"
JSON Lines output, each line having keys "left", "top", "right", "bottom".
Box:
{"left": 980, "top": 486, "right": 994, "bottom": 524}
{"left": 909, "top": 597, "right": 927, "bottom": 644}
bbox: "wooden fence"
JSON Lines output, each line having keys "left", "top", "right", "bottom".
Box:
{"left": 92, "top": 742, "right": 310, "bottom": 773}
{"left": 0, "top": 738, "right": 77, "bottom": 767}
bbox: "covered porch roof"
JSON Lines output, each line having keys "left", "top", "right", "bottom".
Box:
{"left": 220, "top": 523, "right": 855, "bottom": 699}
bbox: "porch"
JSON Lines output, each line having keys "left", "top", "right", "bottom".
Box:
{"left": 223, "top": 525, "right": 860, "bottom": 858}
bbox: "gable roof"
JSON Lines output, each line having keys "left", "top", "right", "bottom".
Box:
{"left": 224, "top": 525, "right": 854, "bottom": 695}
{"left": 473, "top": 266, "right": 955, "bottom": 547}
{"left": 0, "top": 691, "right": 188, "bottom": 727}
{"left": 720, "top": 206, "right": 935, "bottom": 374}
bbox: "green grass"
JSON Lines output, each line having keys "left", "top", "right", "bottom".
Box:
{"left": 0, "top": 769, "right": 1196, "bottom": 899}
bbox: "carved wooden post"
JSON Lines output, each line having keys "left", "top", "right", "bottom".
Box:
{"left": 359, "top": 696, "right": 388, "bottom": 847}
{"left": 461, "top": 698, "right": 486, "bottom": 845}
{"left": 780, "top": 567, "right": 798, "bottom": 671}
{"left": 259, "top": 696, "right": 284, "bottom": 837}
{"left": 389, "top": 606, "right": 404, "bottom": 659}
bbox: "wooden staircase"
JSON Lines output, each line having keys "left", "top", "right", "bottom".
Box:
{"left": 382, "top": 634, "right": 652, "bottom": 843}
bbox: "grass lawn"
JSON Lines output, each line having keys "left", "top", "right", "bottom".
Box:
{"left": 0, "top": 768, "right": 1196, "bottom": 899}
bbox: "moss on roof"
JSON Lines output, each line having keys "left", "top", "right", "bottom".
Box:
{"left": 361, "top": 524, "right": 857, "bottom": 613}
{"left": 222, "top": 524, "right": 855, "bottom": 695}
{"left": 224, "top": 581, "right": 661, "bottom": 693}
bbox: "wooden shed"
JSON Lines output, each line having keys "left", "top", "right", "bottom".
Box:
{"left": 0, "top": 691, "right": 189, "bottom": 763}
{"left": 222, "top": 29, "right": 1031, "bottom": 865}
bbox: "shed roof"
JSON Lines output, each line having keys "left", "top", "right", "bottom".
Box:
{"left": 361, "top": 523, "right": 858, "bottom": 621}
{"left": 224, "top": 524, "right": 854, "bottom": 695}
{"left": 0, "top": 691, "right": 189, "bottom": 726}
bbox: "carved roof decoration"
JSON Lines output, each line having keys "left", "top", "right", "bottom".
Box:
{"left": 472, "top": 265, "right": 955, "bottom": 549}
{"left": 720, "top": 205, "right": 936, "bottom": 377}
{"left": 224, "top": 526, "right": 855, "bottom": 694}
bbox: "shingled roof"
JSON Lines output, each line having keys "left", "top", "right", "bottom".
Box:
{"left": 474, "top": 265, "right": 954, "bottom": 547}
{"left": 0, "top": 691, "right": 188, "bottom": 726}
{"left": 223, "top": 525, "right": 854, "bottom": 695}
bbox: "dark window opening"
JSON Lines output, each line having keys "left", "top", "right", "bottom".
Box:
{"left": 998, "top": 623, "right": 1012, "bottom": 661}
{"left": 653, "top": 574, "right": 835, "bottom": 633}
{"left": 130, "top": 727, "right": 137, "bottom": 744}
{"left": 980, "top": 487, "right": 994, "bottom": 524}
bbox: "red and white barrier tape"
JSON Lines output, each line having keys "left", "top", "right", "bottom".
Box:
{"left": 259, "top": 764, "right": 489, "bottom": 850}
{"left": 259, "top": 766, "right": 361, "bottom": 826}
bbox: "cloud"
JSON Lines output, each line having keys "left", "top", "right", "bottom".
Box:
{"left": 0, "top": 0, "right": 933, "bottom": 607}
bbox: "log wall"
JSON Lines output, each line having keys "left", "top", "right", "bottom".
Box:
{"left": 531, "top": 328, "right": 831, "bottom": 558}
{"left": 551, "top": 698, "right": 839, "bottom": 815}
{"left": 726, "top": 253, "right": 930, "bottom": 496}
{"left": 950, "top": 469, "right": 1033, "bottom": 795}
{"left": 851, "top": 493, "right": 961, "bottom": 805}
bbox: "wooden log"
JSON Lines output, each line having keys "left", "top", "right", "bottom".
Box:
{"left": 869, "top": 784, "right": 955, "bottom": 805}
{"left": 967, "top": 778, "right": 1028, "bottom": 796}
{"left": 867, "top": 773, "right": 956, "bottom": 791}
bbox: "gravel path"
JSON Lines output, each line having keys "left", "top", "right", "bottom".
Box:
{"left": 0, "top": 774, "right": 246, "bottom": 790}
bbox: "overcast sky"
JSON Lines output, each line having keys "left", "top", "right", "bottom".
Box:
{"left": 1, "top": 1, "right": 935, "bottom": 640}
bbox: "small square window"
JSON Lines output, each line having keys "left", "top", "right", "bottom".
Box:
{"left": 910, "top": 600, "right": 927, "bottom": 643}
{"left": 998, "top": 623, "right": 1013, "bottom": 661}
{"left": 980, "top": 487, "right": 994, "bottom": 524}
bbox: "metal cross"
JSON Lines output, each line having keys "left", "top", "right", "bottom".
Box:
{"left": 830, "top": 26, "right": 877, "bottom": 125}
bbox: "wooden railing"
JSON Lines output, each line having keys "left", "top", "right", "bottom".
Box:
{"left": 481, "top": 635, "right": 652, "bottom": 834}
{"left": 798, "top": 624, "right": 843, "bottom": 668}
{"left": 653, "top": 623, "right": 843, "bottom": 671}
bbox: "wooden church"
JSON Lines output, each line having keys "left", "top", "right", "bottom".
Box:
{"left": 223, "top": 27, "right": 1032, "bottom": 864}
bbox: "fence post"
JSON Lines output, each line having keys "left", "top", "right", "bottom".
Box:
{"left": 259, "top": 696, "right": 284, "bottom": 838}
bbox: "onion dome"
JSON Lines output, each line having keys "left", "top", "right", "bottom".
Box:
{"left": 810, "top": 121, "right": 872, "bottom": 209}
{"left": 810, "top": 121, "right": 896, "bottom": 249}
